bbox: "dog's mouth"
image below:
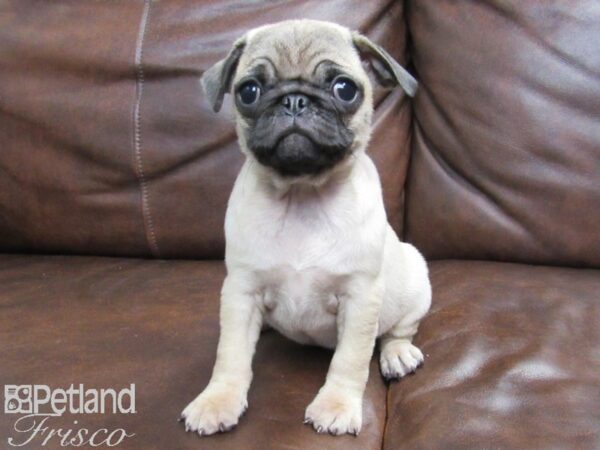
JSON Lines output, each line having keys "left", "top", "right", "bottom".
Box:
{"left": 251, "top": 126, "right": 352, "bottom": 177}
{"left": 274, "top": 131, "right": 320, "bottom": 171}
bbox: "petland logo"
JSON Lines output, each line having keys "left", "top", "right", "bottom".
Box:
{"left": 4, "top": 384, "right": 136, "bottom": 447}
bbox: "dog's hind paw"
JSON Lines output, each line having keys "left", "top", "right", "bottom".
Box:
{"left": 379, "top": 339, "right": 424, "bottom": 380}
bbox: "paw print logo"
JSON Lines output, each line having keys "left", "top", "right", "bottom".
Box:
{"left": 4, "top": 385, "right": 33, "bottom": 414}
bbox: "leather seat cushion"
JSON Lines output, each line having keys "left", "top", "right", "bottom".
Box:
{"left": 0, "top": 254, "right": 386, "bottom": 450}
{"left": 386, "top": 260, "right": 600, "bottom": 449}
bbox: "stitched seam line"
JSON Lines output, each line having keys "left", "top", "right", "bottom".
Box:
{"left": 133, "top": 0, "right": 159, "bottom": 257}
{"left": 381, "top": 380, "right": 391, "bottom": 450}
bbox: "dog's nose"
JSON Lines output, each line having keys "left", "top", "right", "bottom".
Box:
{"left": 282, "top": 94, "right": 309, "bottom": 116}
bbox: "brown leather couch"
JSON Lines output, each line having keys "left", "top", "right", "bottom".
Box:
{"left": 1, "top": 1, "right": 599, "bottom": 449}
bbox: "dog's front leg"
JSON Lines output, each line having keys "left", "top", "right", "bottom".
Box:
{"left": 305, "top": 279, "right": 382, "bottom": 436}
{"left": 182, "top": 274, "right": 262, "bottom": 436}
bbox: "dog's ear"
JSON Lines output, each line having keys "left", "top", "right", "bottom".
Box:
{"left": 201, "top": 36, "right": 247, "bottom": 112}
{"left": 352, "top": 32, "right": 418, "bottom": 97}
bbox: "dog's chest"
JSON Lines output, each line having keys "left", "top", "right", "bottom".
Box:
{"left": 246, "top": 193, "right": 355, "bottom": 348}
{"left": 225, "top": 168, "right": 385, "bottom": 348}
{"left": 229, "top": 182, "right": 362, "bottom": 270}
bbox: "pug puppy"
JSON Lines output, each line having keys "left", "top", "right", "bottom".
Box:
{"left": 181, "top": 19, "right": 431, "bottom": 437}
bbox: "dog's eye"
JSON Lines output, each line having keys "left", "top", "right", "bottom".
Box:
{"left": 238, "top": 81, "right": 261, "bottom": 105}
{"left": 332, "top": 77, "right": 358, "bottom": 103}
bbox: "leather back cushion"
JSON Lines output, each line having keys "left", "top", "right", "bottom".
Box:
{"left": 405, "top": 0, "right": 600, "bottom": 267}
{"left": 0, "top": 0, "right": 411, "bottom": 258}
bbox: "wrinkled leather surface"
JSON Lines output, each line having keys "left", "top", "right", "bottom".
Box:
{"left": 386, "top": 260, "right": 600, "bottom": 450}
{"left": 405, "top": 0, "right": 600, "bottom": 267}
{"left": 0, "top": 2, "right": 148, "bottom": 256}
{"left": 0, "top": 254, "right": 387, "bottom": 450}
{"left": 0, "top": 0, "right": 412, "bottom": 258}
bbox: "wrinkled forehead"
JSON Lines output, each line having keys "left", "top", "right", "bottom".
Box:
{"left": 236, "top": 22, "right": 363, "bottom": 82}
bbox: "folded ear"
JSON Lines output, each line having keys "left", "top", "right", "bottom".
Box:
{"left": 352, "top": 32, "right": 418, "bottom": 97}
{"left": 201, "top": 36, "right": 247, "bottom": 112}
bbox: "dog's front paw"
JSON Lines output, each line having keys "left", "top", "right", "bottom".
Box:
{"left": 380, "top": 339, "right": 424, "bottom": 380}
{"left": 304, "top": 386, "right": 362, "bottom": 436}
{"left": 181, "top": 385, "right": 247, "bottom": 436}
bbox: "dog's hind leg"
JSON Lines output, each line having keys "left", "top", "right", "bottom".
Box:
{"left": 379, "top": 314, "right": 426, "bottom": 380}
{"left": 377, "top": 232, "right": 431, "bottom": 380}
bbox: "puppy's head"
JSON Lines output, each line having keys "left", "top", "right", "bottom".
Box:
{"left": 202, "top": 20, "right": 417, "bottom": 179}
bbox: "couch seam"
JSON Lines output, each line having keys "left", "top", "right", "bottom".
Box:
{"left": 401, "top": 0, "right": 415, "bottom": 243}
{"left": 380, "top": 379, "right": 389, "bottom": 449}
{"left": 132, "top": 0, "right": 160, "bottom": 257}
